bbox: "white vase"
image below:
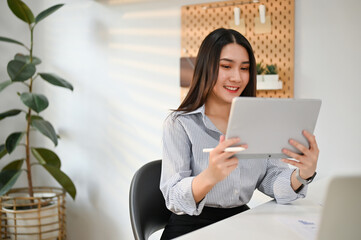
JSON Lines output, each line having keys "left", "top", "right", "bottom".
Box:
{"left": 1, "top": 189, "right": 65, "bottom": 240}
{"left": 4, "top": 203, "right": 60, "bottom": 240}
{"left": 256, "top": 74, "right": 264, "bottom": 82}
{"left": 263, "top": 74, "right": 279, "bottom": 82}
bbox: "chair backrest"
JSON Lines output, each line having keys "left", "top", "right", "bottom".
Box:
{"left": 129, "top": 160, "right": 171, "bottom": 240}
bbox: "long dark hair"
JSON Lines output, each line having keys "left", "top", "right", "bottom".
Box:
{"left": 177, "top": 28, "right": 256, "bottom": 112}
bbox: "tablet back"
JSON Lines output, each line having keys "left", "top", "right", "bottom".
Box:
{"left": 225, "top": 97, "right": 321, "bottom": 159}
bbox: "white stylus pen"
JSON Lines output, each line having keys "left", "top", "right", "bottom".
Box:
{"left": 203, "top": 147, "right": 246, "bottom": 153}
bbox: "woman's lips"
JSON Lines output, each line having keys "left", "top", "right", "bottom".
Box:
{"left": 224, "top": 86, "right": 240, "bottom": 93}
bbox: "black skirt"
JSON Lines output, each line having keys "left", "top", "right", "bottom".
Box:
{"left": 160, "top": 205, "right": 249, "bottom": 240}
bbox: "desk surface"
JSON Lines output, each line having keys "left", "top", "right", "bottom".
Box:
{"left": 177, "top": 178, "right": 331, "bottom": 240}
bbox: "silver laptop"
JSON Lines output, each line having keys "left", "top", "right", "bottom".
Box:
{"left": 225, "top": 97, "right": 322, "bottom": 159}
{"left": 316, "top": 175, "right": 361, "bottom": 240}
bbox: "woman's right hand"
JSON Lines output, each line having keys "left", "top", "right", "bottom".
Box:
{"left": 192, "top": 135, "right": 247, "bottom": 203}
{"left": 205, "top": 135, "right": 247, "bottom": 184}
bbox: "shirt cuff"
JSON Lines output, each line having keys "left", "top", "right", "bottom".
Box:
{"left": 274, "top": 168, "right": 308, "bottom": 204}
{"left": 170, "top": 177, "right": 208, "bottom": 216}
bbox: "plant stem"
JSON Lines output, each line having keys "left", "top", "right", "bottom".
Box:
{"left": 25, "top": 106, "right": 33, "bottom": 197}
{"left": 25, "top": 25, "right": 35, "bottom": 198}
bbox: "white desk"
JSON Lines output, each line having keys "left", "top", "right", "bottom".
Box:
{"left": 177, "top": 178, "right": 331, "bottom": 240}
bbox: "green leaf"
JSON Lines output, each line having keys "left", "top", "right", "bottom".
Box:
{"left": 15, "top": 53, "right": 42, "bottom": 65}
{"left": 20, "top": 93, "right": 49, "bottom": 113}
{"left": 7, "top": 0, "right": 35, "bottom": 24}
{"left": 0, "top": 109, "right": 22, "bottom": 121}
{"left": 25, "top": 114, "right": 44, "bottom": 124}
{"left": 31, "top": 148, "right": 61, "bottom": 168}
{"left": 35, "top": 4, "right": 64, "bottom": 24}
{"left": 5, "top": 132, "right": 24, "bottom": 154}
{"left": 265, "top": 64, "right": 278, "bottom": 74}
{"left": 7, "top": 60, "right": 36, "bottom": 82}
{"left": 2, "top": 159, "right": 24, "bottom": 171}
{"left": 29, "top": 115, "right": 44, "bottom": 122}
{"left": 0, "top": 144, "right": 7, "bottom": 159}
{"left": 0, "top": 170, "right": 22, "bottom": 196}
{"left": 43, "top": 164, "right": 76, "bottom": 200}
{"left": 0, "top": 36, "right": 26, "bottom": 47}
{"left": 0, "top": 80, "right": 13, "bottom": 92}
{"left": 39, "top": 73, "right": 73, "bottom": 91}
{"left": 31, "top": 119, "right": 58, "bottom": 146}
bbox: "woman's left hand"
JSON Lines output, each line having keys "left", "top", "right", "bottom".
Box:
{"left": 281, "top": 130, "right": 319, "bottom": 179}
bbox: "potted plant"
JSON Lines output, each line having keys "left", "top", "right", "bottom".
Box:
{"left": 264, "top": 64, "right": 279, "bottom": 82}
{"left": 256, "top": 62, "right": 265, "bottom": 82}
{"left": 0, "top": 0, "right": 76, "bottom": 239}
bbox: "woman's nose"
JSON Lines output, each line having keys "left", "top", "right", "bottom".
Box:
{"left": 230, "top": 69, "right": 242, "bottom": 82}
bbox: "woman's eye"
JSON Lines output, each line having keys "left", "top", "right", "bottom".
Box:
{"left": 221, "top": 65, "right": 231, "bottom": 69}
{"left": 241, "top": 67, "right": 249, "bottom": 71}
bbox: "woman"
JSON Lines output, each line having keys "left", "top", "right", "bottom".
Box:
{"left": 160, "top": 28, "right": 319, "bottom": 239}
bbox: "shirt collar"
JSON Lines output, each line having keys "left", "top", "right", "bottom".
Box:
{"left": 182, "top": 105, "right": 205, "bottom": 116}
{"left": 182, "top": 105, "right": 220, "bottom": 133}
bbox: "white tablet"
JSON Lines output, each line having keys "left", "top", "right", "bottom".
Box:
{"left": 225, "top": 97, "right": 322, "bottom": 159}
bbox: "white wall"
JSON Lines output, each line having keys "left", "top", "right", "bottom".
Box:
{"left": 0, "top": 0, "right": 360, "bottom": 239}
{"left": 294, "top": 0, "right": 361, "bottom": 177}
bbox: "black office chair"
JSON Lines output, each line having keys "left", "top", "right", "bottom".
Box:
{"left": 129, "top": 160, "right": 172, "bottom": 240}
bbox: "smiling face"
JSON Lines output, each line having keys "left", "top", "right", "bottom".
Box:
{"left": 208, "top": 43, "right": 250, "bottom": 105}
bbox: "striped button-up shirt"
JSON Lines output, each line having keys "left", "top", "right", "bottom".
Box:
{"left": 160, "top": 105, "right": 307, "bottom": 216}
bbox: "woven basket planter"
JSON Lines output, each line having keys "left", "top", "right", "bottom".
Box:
{"left": 0, "top": 187, "right": 66, "bottom": 240}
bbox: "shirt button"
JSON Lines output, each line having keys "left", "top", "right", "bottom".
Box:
{"left": 234, "top": 189, "right": 239, "bottom": 195}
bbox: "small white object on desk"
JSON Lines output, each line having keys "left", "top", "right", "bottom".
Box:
{"left": 203, "top": 147, "right": 245, "bottom": 153}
